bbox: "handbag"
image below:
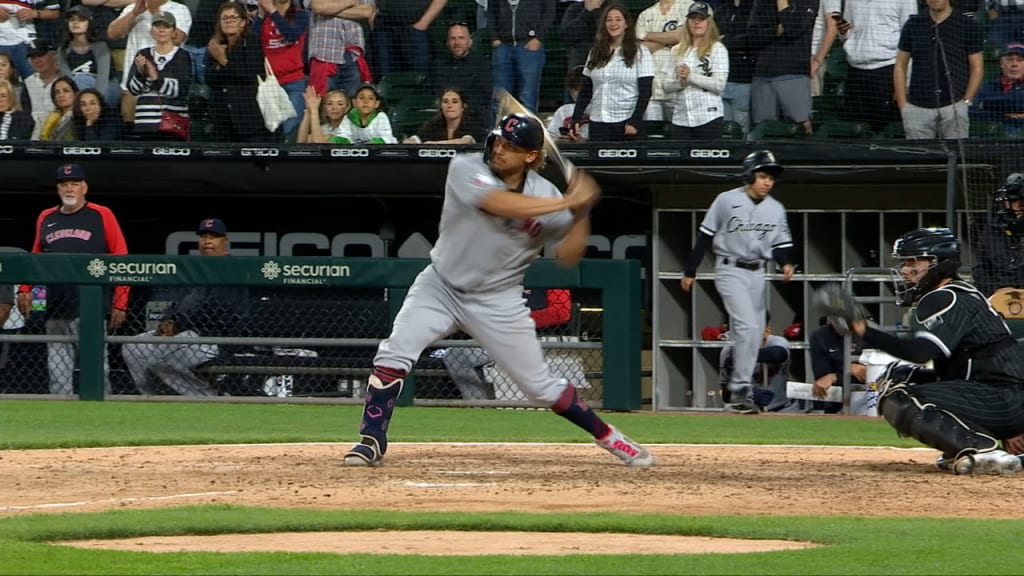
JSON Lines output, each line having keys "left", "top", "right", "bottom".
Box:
{"left": 256, "top": 58, "right": 297, "bottom": 132}
{"left": 158, "top": 108, "right": 191, "bottom": 141}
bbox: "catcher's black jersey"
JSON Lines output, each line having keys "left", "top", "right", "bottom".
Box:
{"left": 913, "top": 280, "right": 1024, "bottom": 384}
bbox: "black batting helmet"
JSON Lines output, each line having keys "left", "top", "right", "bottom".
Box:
{"left": 890, "top": 227, "right": 961, "bottom": 306}
{"left": 741, "top": 150, "right": 783, "bottom": 184}
{"left": 994, "top": 172, "right": 1024, "bottom": 233}
{"left": 485, "top": 113, "right": 545, "bottom": 159}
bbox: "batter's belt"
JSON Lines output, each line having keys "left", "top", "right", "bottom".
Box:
{"left": 719, "top": 257, "right": 763, "bottom": 271}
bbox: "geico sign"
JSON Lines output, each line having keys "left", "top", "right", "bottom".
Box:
{"left": 241, "top": 147, "right": 280, "bottom": 157}
{"left": 689, "top": 149, "right": 730, "bottom": 158}
{"left": 63, "top": 146, "right": 102, "bottom": 155}
{"left": 418, "top": 148, "right": 456, "bottom": 158}
{"left": 597, "top": 148, "right": 637, "bottom": 158}
{"left": 0, "top": 145, "right": 13, "bottom": 154}
{"left": 152, "top": 147, "right": 191, "bottom": 156}
{"left": 331, "top": 148, "right": 370, "bottom": 158}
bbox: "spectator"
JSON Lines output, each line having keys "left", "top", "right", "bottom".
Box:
{"left": 0, "top": 283, "right": 11, "bottom": 328}
{"left": 107, "top": 0, "right": 192, "bottom": 124}
{"left": 716, "top": 0, "right": 755, "bottom": 134}
{"left": 36, "top": 74, "right": 78, "bottom": 140}
{"left": 72, "top": 87, "right": 121, "bottom": 140}
{"left": 835, "top": 0, "right": 916, "bottom": 133}
{"left": 809, "top": 0, "right": 838, "bottom": 98}
{"left": 429, "top": 21, "right": 492, "bottom": 121}
{"left": 747, "top": 0, "right": 817, "bottom": 136}
{"left": 122, "top": 218, "right": 249, "bottom": 396}
{"left": 635, "top": 0, "right": 687, "bottom": 125}
{"left": 987, "top": 0, "right": 1024, "bottom": 47}
{"left": 182, "top": 0, "right": 220, "bottom": 85}
{"left": 546, "top": 64, "right": 590, "bottom": 142}
{"left": 559, "top": 0, "right": 605, "bottom": 74}
{"left": 443, "top": 288, "right": 583, "bottom": 400}
{"left": 126, "top": 11, "right": 190, "bottom": 140}
{"left": 23, "top": 40, "right": 60, "bottom": 128}
{"left": 0, "top": 51, "right": 31, "bottom": 112}
{"left": 329, "top": 82, "right": 396, "bottom": 143}
{"left": 720, "top": 321, "right": 792, "bottom": 412}
{"left": 0, "top": 0, "right": 60, "bottom": 80}
{"left": 206, "top": 1, "right": 271, "bottom": 142}
{"left": 894, "top": 0, "right": 983, "bottom": 140}
{"left": 57, "top": 5, "right": 115, "bottom": 107}
{"left": 972, "top": 172, "right": 1024, "bottom": 296}
{"left": 296, "top": 85, "right": 349, "bottom": 143}
{"left": 370, "top": 0, "right": 446, "bottom": 80}
{"left": 488, "top": 0, "right": 556, "bottom": 112}
{"left": 16, "top": 163, "right": 129, "bottom": 395}
{"left": 402, "top": 87, "right": 484, "bottom": 144}
{"left": 78, "top": 0, "right": 131, "bottom": 84}
{"left": 970, "top": 42, "right": 1024, "bottom": 136}
{"left": 808, "top": 318, "right": 867, "bottom": 414}
{"left": 304, "top": 0, "right": 376, "bottom": 98}
{"left": 253, "top": 0, "right": 310, "bottom": 140}
{"left": 661, "top": 1, "right": 728, "bottom": 140}
{"left": 0, "top": 78, "right": 32, "bottom": 138}
{"left": 570, "top": 4, "right": 654, "bottom": 141}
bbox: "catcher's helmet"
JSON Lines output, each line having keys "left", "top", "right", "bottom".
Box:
{"left": 890, "top": 227, "right": 961, "bottom": 306}
{"left": 994, "top": 172, "right": 1024, "bottom": 233}
{"left": 741, "top": 149, "right": 783, "bottom": 183}
{"left": 485, "top": 113, "right": 545, "bottom": 161}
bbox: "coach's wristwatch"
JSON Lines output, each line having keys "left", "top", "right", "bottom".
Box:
{"left": 962, "top": 98, "right": 973, "bottom": 106}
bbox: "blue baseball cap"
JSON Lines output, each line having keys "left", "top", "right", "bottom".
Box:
{"left": 197, "top": 218, "right": 228, "bottom": 236}
{"left": 56, "top": 163, "right": 86, "bottom": 182}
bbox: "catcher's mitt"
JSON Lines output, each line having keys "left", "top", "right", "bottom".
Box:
{"left": 811, "top": 285, "right": 870, "bottom": 336}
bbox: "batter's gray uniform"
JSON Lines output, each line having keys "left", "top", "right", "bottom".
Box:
{"left": 375, "top": 153, "right": 575, "bottom": 405}
{"left": 698, "top": 187, "right": 792, "bottom": 396}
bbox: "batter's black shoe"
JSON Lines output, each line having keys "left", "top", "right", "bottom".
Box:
{"left": 343, "top": 435, "right": 384, "bottom": 467}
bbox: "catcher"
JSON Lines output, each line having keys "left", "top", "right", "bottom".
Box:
{"left": 815, "top": 227, "right": 1024, "bottom": 475}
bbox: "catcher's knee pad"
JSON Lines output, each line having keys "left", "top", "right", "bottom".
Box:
{"left": 879, "top": 386, "right": 998, "bottom": 464}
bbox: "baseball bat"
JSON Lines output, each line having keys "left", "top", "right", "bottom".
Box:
{"left": 494, "top": 89, "right": 576, "bottom": 183}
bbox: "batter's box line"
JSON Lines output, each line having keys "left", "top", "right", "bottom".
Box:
{"left": 0, "top": 490, "right": 240, "bottom": 512}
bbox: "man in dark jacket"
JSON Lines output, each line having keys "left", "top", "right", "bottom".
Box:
{"left": 429, "top": 22, "right": 493, "bottom": 120}
{"left": 487, "top": 0, "right": 556, "bottom": 111}
{"left": 718, "top": 0, "right": 757, "bottom": 135}
{"left": 122, "top": 218, "right": 249, "bottom": 396}
{"left": 747, "top": 0, "right": 818, "bottom": 135}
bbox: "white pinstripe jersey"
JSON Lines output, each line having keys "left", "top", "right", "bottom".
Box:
{"left": 661, "top": 41, "right": 729, "bottom": 127}
{"left": 582, "top": 45, "right": 655, "bottom": 122}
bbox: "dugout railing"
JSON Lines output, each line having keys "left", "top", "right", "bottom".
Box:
{"left": 0, "top": 255, "right": 641, "bottom": 410}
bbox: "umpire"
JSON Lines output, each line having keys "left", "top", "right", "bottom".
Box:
{"left": 845, "top": 227, "right": 1024, "bottom": 476}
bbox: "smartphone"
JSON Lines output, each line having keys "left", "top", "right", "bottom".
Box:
{"left": 830, "top": 12, "right": 844, "bottom": 22}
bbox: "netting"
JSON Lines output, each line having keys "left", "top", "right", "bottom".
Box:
{"left": 1, "top": 0, "right": 1018, "bottom": 144}
{"left": 0, "top": 282, "right": 605, "bottom": 403}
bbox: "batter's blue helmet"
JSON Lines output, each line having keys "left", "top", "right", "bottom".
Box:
{"left": 485, "top": 113, "right": 545, "bottom": 160}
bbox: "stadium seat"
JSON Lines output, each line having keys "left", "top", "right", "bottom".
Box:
{"left": 390, "top": 99, "right": 438, "bottom": 139}
{"left": 970, "top": 120, "right": 1008, "bottom": 139}
{"left": 812, "top": 94, "right": 844, "bottom": 123}
{"left": 378, "top": 72, "right": 429, "bottom": 106}
{"left": 721, "top": 120, "right": 745, "bottom": 140}
{"left": 877, "top": 121, "right": 906, "bottom": 140}
{"left": 748, "top": 120, "right": 806, "bottom": 141}
{"left": 812, "top": 120, "right": 872, "bottom": 140}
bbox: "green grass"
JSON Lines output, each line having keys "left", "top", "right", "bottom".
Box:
{"left": 0, "top": 400, "right": 917, "bottom": 449}
{"left": 0, "top": 399, "right": 1000, "bottom": 575}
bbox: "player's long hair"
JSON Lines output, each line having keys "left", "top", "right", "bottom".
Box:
{"left": 213, "top": 2, "right": 251, "bottom": 49}
{"left": 586, "top": 4, "right": 640, "bottom": 70}
{"left": 417, "top": 88, "right": 477, "bottom": 140}
{"left": 673, "top": 13, "right": 722, "bottom": 60}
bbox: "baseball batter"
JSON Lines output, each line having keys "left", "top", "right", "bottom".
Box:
{"left": 681, "top": 150, "right": 795, "bottom": 414}
{"left": 343, "top": 113, "right": 655, "bottom": 468}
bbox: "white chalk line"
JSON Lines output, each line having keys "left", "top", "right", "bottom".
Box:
{"left": 0, "top": 491, "right": 239, "bottom": 512}
{"left": 398, "top": 482, "right": 495, "bottom": 488}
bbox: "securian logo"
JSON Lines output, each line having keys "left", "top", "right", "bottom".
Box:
{"left": 261, "top": 260, "right": 282, "bottom": 280}
{"left": 87, "top": 258, "right": 107, "bottom": 278}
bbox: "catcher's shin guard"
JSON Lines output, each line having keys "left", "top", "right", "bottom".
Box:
{"left": 345, "top": 374, "right": 404, "bottom": 466}
{"left": 878, "top": 384, "right": 999, "bottom": 473}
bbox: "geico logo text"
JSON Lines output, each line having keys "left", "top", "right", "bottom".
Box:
{"left": 689, "top": 149, "right": 731, "bottom": 158}
{"left": 418, "top": 148, "right": 457, "bottom": 158}
{"left": 241, "top": 148, "right": 280, "bottom": 157}
{"left": 152, "top": 147, "right": 192, "bottom": 156}
{"left": 0, "top": 146, "right": 13, "bottom": 154}
{"left": 63, "top": 147, "right": 102, "bottom": 155}
{"left": 330, "top": 148, "right": 370, "bottom": 158}
{"left": 597, "top": 149, "right": 638, "bottom": 158}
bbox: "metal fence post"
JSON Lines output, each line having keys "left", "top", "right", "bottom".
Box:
{"left": 78, "top": 286, "right": 105, "bottom": 401}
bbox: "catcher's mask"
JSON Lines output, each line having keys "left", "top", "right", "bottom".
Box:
{"left": 994, "top": 172, "right": 1024, "bottom": 234}
{"left": 890, "top": 227, "right": 961, "bottom": 306}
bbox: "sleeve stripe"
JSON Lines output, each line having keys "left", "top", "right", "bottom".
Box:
{"left": 916, "top": 331, "right": 951, "bottom": 358}
{"left": 699, "top": 225, "right": 716, "bottom": 236}
{"left": 772, "top": 241, "right": 793, "bottom": 249}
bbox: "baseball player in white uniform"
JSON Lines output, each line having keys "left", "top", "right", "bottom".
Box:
{"left": 343, "top": 113, "right": 656, "bottom": 467}
{"left": 680, "top": 150, "right": 795, "bottom": 414}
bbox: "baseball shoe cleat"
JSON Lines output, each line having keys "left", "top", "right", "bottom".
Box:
{"left": 953, "top": 450, "right": 1023, "bottom": 476}
{"left": 343, "top": 435, "right": 384, "bottom": 467}
{"left": 724, "top": 399, "right": 761, "bottom": 414}
{"left": 935, "top": 454, "right": 952, "bottom": 472}
{"left": 596, "top": 425, "right": 656, "bottom": 467}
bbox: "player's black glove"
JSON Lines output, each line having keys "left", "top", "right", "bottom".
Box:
{"left": 811, "top": 285, "right": 870, "bottom": 336}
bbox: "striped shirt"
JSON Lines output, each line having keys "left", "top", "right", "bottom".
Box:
{"left": 127, "top": 46, "right": 191, "bottom": 133}
{"left": 583, "top": 45, "right": 654, "bottom": 123}
{"left": 662, "top": 41, "right": 729, "bottom": 127}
